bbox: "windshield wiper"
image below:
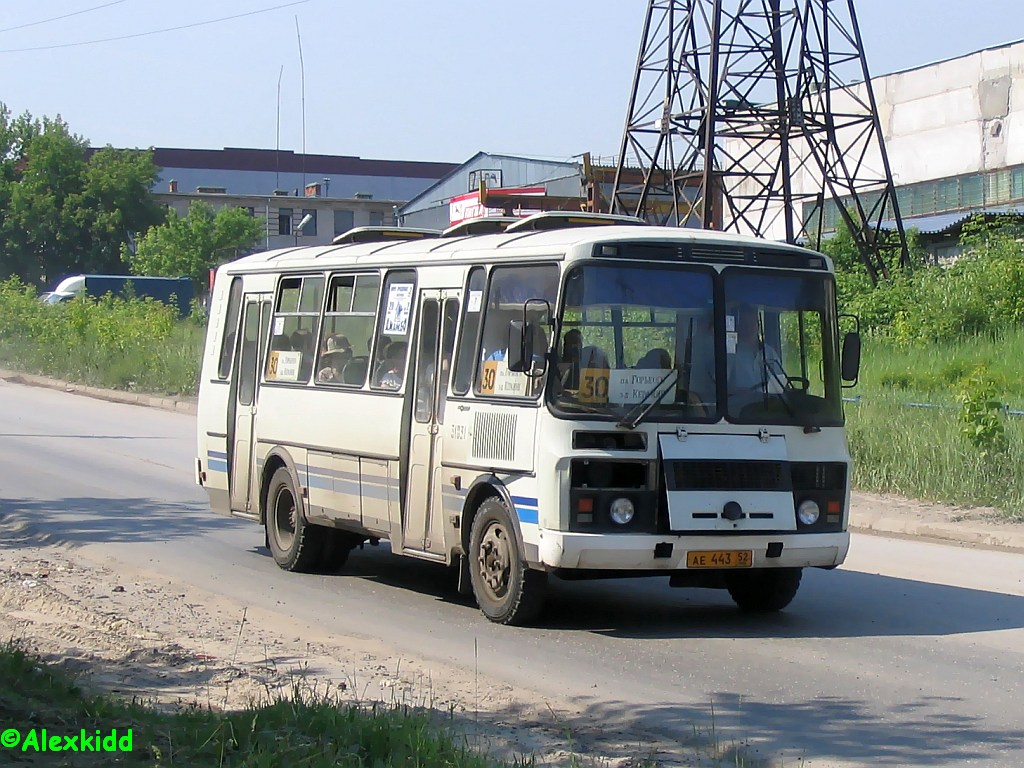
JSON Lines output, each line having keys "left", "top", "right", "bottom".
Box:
{"left": 617, "top": 368, "right": 680, "bottom": 430}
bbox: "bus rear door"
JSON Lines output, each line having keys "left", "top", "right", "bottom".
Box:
{"left": 229, "top": 294, "right": 271, "bottom": 516}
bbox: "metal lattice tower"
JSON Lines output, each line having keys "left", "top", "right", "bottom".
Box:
{"left": 610, "top": 0, "right": 909, "bottom": 282}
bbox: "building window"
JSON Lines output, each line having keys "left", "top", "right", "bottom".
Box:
{"left": 334, "top": 209, "right": 354, "bottom": 236}
{"left": 369, "top": 210, "right": 385, "bottom": 227}
{"left": 278, "top": 208, "right": 292, "bottom": 236}
{"left": 300, "top": 208, "right": 317, "bottom": 237}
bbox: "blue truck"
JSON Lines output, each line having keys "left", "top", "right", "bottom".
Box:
{"left": 41, "top": 274, "right": 194, "bottom": 317}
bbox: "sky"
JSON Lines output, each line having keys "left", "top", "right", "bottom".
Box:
{"left": 1, "top": 0, "right": 1022, "bottom": 165}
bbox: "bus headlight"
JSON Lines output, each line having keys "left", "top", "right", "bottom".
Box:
{"left": 609, "top": 498, "right": 635, "bottom": 525}
{"left": 797, "top": 499, "right": 820, "bottom": 526}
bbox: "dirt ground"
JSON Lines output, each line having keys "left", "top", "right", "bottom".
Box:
{"left": 1, "top": 496, "right": 1020, "bottom": 767}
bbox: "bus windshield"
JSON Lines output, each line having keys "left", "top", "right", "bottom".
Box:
{"left": 551, "top": 262, "right": 843, "bottom": 427}
{"left": 552, "top": 262, "right": 717, "bottom": 422}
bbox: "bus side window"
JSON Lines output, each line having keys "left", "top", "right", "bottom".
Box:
{"left": 473, "top": 264, "right": 557, "bottom": 398}
{"left": 452, "top": 267, "right": 485, "bottom": 395}
{"left": 315, "top": 272, "right": 380, "bottom": 387}
{"left": 370, "top": 270, "right": 416, "bottom": 391}
{"left": 217, "top": 277, "right": 243, "bottom": 379}
{"left": 265, "top": 275, "right": 324, "bottom": 385}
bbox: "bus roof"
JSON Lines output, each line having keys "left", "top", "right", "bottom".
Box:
{"left": 221, "top": 222, "right": 830, "bottom": 275}
{"left": 331, "top": 226, "right": 441, "bottom": 245}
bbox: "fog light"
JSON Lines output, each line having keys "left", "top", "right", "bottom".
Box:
{"left": 610, "top": 498, "right": 635, "bottom": 525}
{"left": 797, "top": 499, "right": 820, "bottom": 525}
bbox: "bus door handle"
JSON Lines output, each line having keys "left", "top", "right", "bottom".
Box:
{"left": 457, "top": 405, "right": 470, "bottom": 412}
{"left": 430, "top": 424, "right": 439, "bottom": 435}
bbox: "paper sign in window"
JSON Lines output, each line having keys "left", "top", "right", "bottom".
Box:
{"left": 383, "top": 283, "right": 414, "bottom": 335}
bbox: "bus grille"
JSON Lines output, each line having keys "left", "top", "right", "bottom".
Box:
{"left": 668, "top": 460, "right": 787, "bottom": 491}
{"left": 665, "top": 461, "right": 846, "bottom": 492}
{"left": 472, "top": 412, "right": 517, "bottom": 462}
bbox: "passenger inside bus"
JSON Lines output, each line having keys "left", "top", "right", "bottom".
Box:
{"left": 636, "top": 347, "right": 671, "bottom": 369}
{"left": 374, "top": 341, "right": 408, "bottom": 390}
{"left": 558, "top": 329, "right": 610, "bottom": 390}
{"left": 290, "top": 328, "right": 316, "bottom": 380}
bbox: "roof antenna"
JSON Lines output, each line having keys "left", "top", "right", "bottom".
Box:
{"left": 295, "top": 16, "right": 307, "bottom": 195}
{"left": 275, "top": 64, "right": 284, "bottom": 191}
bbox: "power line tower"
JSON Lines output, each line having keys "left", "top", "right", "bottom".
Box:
{"left": 610, "top": 0, "right": 909, "bottom": 283}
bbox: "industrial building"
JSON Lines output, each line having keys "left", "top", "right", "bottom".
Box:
{"left": 397, "top": 152, "right": 589, "bottom": 230}
{"left": 148, "top": 147, "right": 457, "bottom": 249}
{"left": 770, "top": 39, "right": 1024, "bottom": 260}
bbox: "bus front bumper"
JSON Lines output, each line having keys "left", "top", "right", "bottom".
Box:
{"left": 536, "top": 530, "right": 849, "bottom": 571}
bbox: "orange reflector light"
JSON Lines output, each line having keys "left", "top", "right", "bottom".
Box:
{"left": 827, "top": 500, "right": 842, "bottom": 514}
{"left": 578, "top": 497, "right": 594, "bottom": 513}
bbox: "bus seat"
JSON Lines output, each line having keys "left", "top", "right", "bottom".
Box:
{"left": 342, "top": 356, "right": 368, "bottom": 385}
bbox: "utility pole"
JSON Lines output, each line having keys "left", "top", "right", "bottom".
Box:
{"left": 611, "top": 0, "right": 909, "bottom": 283}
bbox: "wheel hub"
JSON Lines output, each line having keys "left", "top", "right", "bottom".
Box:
{"left": 477, "top": 523, "right": 510, "bottom": 596}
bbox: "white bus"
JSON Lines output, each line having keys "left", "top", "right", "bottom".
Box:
{"left": 196, "top": 213, "right": 861, "bottom": 625}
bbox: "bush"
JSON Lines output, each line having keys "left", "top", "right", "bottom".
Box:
{"left": 0, "top": 277, "right": 204, "bottom": 395}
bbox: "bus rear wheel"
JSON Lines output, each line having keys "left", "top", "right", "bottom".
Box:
{"left": 469, "top": 497, "right": 547, "bottom": 625}
{"left": 265, "top": 467, "right": 324, "bottom": 573}
{"left": 727, "top": 567, "right": 802, "bottom": 612}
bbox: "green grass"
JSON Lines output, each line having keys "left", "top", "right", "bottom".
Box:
{"left": 846, "top": 329, "right": 1024, "bottom": 519}
{"left": 0, "top": 278, "right": 204, "bottom": 396}
{"left": 0, "top": 642, "right": 508, "bottom": 767}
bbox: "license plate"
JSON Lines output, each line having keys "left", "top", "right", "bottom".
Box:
{"left": 686, "top": 549, "right": 753, "bottom": 568}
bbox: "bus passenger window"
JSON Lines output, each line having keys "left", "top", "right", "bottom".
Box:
{"left": 370, "top": 270, "right": 416, "bottom": 391}
{"left": 265, "top": 275, "right": 324, "bottom": 385}
{"left": 316, "top": 273, "right": 380, "bottom": 387}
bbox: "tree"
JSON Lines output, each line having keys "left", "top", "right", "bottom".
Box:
{"left": 0, "top": 103, "right": 163, "bottom": 287}
{"left": 123, "top": 201, "right": 262, "bottom": 291}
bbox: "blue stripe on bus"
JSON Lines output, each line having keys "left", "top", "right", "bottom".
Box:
{"left": 305, "top": 473, "right": 333, "bottom": 491}
{"left": 206, "top": 450, "right": 228, "bottom": 473}
{"left": 512, "top": 496, "right": 539, "bottom": 525}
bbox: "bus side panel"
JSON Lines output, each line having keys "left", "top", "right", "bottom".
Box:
{"left": 254, "top": 386, "right": 404, "bottom": 536}
{"left": 442, "top": 402, "right": 538, "bottom": 474}
{"left": 307, "top": 451, "right": 361, "bottom": 526}
{"left": 360, "top": 458, "right": 393, "bottom": 536}
{"left": 502, "top": 475, "right": 542, "bottom": 564}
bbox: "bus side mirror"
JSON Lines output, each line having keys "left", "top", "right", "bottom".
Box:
{"left": 506, "top": 319, "right": 533, "bottom": 373}
{"left": 841, "top": 331, "right": 861, "bottom": 384}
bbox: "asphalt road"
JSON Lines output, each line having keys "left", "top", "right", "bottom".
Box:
{"left": 1, "top": 379, "right": 1022, "bottom": 767}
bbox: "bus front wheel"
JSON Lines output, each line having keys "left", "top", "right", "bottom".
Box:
{"left": 727, "top": 567, "right": 802, "bottom": 612}
{"left": 468, "top": 497, "right": 547, "bottom": 625}
{"left": 265, "top": 467, "right": 324, "bottom": 573}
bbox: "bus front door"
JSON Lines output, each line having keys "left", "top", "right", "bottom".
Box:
{"left": 229, "top": 295, "right": 270, "bottom": 516}
{"left": 403, "top": 291, "right": 459, "bottom": 555}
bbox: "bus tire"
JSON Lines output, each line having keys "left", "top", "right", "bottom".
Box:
{"left": 727, "top": 567, "right": 802, "bottom": 612}
{"left": 265, "top": 467, "right": 324, "bottom": 573}
{"left": 468, "top": 497, "right": 547, "bottom": 625}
